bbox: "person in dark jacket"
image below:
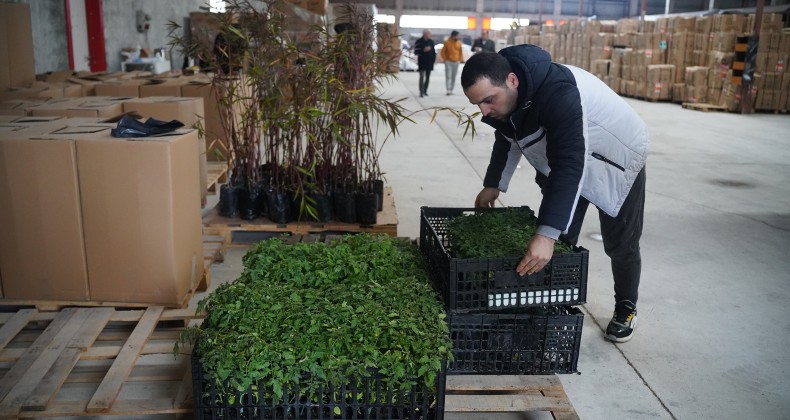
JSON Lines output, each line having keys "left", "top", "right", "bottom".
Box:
{"left": 414, "top": 30, "right": 436, "bottom": 97}
{"left": 472, "top": 30, "right": 496, "bottom": 53}
{"left": 461, "top": 46, "right": 649, "bottom": 343}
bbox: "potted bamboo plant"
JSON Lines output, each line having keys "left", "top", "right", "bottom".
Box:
{"left": 171, "top": 0, "right": 468, "bottom": 225}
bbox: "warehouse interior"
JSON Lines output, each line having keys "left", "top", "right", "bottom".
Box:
{"left": 1, "top": 0, "right": 789, "bottom": 419}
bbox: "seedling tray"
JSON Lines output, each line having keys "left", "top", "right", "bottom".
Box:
{"left": 420, "top": 206, "right": 588, "bottom": 313}
{"left": 447, "top": 306, "right": 583, "bottom": 375}
{"left": 192, "top": 350, "right": 446, "bottom": 420}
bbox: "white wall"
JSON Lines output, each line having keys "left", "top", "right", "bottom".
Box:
{"left": 0, "top": 0, "right": 70, "bottom": 74}
{"left": 102, "top": 0, "right": 207, "bottom": 72}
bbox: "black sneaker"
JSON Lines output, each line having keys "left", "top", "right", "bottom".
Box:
{"left": 605, "top": 300, "right": 637, "bottom": 342}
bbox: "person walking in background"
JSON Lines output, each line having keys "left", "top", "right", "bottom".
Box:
{"left": 440, "top": 30, "right": 464, "bottom": 95}
{"left": 461, "top": 47, "right": 648, "bottom": 343}
{"left": 472, "top": 30, "right": 496, "bottom": 53}
{"left": 414, "top": 29, "right": 436, "bottom": 97}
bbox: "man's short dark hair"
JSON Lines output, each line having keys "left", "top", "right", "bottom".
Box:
{"left": 450, "top": 30, "right": 459, "bottom": 37}
{"left": 461, "top": 52, "right": 512, "bottom": 90}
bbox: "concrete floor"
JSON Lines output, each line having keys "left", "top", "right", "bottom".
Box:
{"left": 196, "top": 64, "right": 790, "bottom": 420}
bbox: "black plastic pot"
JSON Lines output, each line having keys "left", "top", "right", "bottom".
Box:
{"left": 373, "top": 179, "right": 384, "bottom": 211}
{"left": 219, "top": 184, "right": 240, "bottom": 218}
{"left": 356, "top": 191, "right": 378, "bottom": 225}
{"left": 266, "top": 187, "right": 292, "bottom": 224}
{"left": 310, "top": 191, "right": 333, "bottom": 222}
{"left": 333, "top": 189, "right": 357, "bottom": 223}
{"left": 239, "top": 184, "right": 264, "bottom": 221}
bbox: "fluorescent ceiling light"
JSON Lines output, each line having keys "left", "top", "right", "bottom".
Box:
{"left": 376, "top": 14, "right": 396, "bottom": 24}
{"left": 490, "top": 18, "right": 531, "bottom": 30}
{"left": 400, "top": 15, "right": 469, "bottom": 29}
{"left": 210, "top": 0, "right": 226, "bottom": 13}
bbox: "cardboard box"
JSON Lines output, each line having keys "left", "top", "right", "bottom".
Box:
{"left": 696, "top": 16, "right": 713, "bottom": 34}
{"left": 121, "top": 96, "right": 203, "bottom": 127}
{"left": 0, "top": 99, "right": 49, "bottom": 116}
{"left": 122, "top": 96, "right": 208, "bottom": 200}
{"left": 672, "top": 83, "right": 686, "bottom": 102}
{"left": 94, "top": 79, "right": 147, "bottom": 97}
{"left": 670, "top": 17, "right": 697, "bottom": 33}
{"left": 0, "top": 115, "right": 67, "bottom": 136}
{"left": 74, "top": 130, "right": 202, "bottom": 305}
{"left": 616, "top": 18, "right": 639, "bottom": 34}
{"left": 720, "top": 83, "right": 741, "bottom": 111}
{"left": 765, "top": 53, "right": 787, "bottom": 73}
{"left": 763, "top": 72, "right": 782, "bottom": 90}
{"left": 0, "top": 3, "right": 35, "bottom": 90}
{"left": 592, "top": 59, "right": 611, "bottom": 77}
{"left": 708, "top": 68, "right": 726, "bottom": 89}
{"left": 761, "top": 13, "right": 784, "bottom": 32}
{"left": 181, "top": 79, "right": 229, "bottom": 161}
{"left": 0, "top": 138, "right": 90, "bottom": 300}
{"left": 138, "top": 77, "right": 201, "bottom": 98}
{"left": 66, "top": 76, "right": 101, "bottom": 96}
{"left": 685, "top": 85, "right": 707, "bottom": 103}
{"left": 0, "top": 83, "right": 70, "bottom": 102}
{"left": 29, "top": 97, "right": 126, "bottom": 119}
{"left": 759, "top": 30, "right": 781, "bottom": 53}
{"left": 646, "top": 65, "right": 675, "bottom": 100}
{"left": 710, "top": 32, "right": 736, "bottom": 52}
{"left": 780, "top": 33, "right": 790, "bottom": 55}
{"left": 610, "top": 62, "right": 622, "bottom": 78}
{"left": 686, "top": 66, "right": 709, "bottom": 87}
{"left": 694, "top": 33, "right": 709, "bottom": 51}
{"left": 753, "top": 72, "right": 765, "bottom": 91}
{"left": 755, "top": 89, "right": 780, "bottom": 110}
{"left": 707, "top": 87, "right": 722, "bottom": 105}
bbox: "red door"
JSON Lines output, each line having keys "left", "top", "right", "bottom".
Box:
{"left": 85, "top": 0, "right": 106, "bottom": 72}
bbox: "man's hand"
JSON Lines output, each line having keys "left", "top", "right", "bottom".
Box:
{"left": 516, "top": 235, "right": 555, "bottom": 276}
{"left": 475, "top": 187, "right": 500, "bottom": 208}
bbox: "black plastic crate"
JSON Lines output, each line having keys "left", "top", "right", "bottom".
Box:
{"left": 420, "top": 207, "right": 588, "bottom": 313}
{"left": 192, "top": 350, "right": 446, "bottom": 420}
{"left": 447, "top": 306, "right": 583, "bottom": 375}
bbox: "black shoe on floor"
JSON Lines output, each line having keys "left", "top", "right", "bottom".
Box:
{"left": 605, "top": 300, "right": 637, "bottom": 343}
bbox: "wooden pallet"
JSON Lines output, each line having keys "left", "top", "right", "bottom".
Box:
{"left": 0, "top": 306, "right": 203, "bottom": 418}
{"left": 198, "top": 234, "right": 226, "bottom": 292}
{"left": 445, "top": 375, "right": 579, "bottom": 419}
{"left": 203, "top": 187, "right": 399, "bottom": 245}
{"left": 682, "top": 102, "right": 728, "bottom": 112}
{"left": 206, "top": 162, "right": 229, "bottom": 195}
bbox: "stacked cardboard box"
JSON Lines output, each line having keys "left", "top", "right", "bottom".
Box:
{"left": 646, "top": 64, "right": 675, "bottom": 100}
{"left": 0, "top": 118, "right": 203, "bottom": 305}
{"left": 123, "top": 96, "right": 208, "bottom": 200}
{"left": 0, "top": 82, "right": 83, "bottom": 103}
{"left": 2, "top": 93, "right": 212, "bottom": 205}
{"left": 28, "top": 96, "right": 127, "bottom": 119}
{"left": 684, "top": 66, "right": 709, "bottom": 103}
{"left": 487, "top": 12, "right": 788, "bottom": 111}
{"left": 376, "top": 23, "right": 401, "bottom": 74}
{"left": 754, "top": 14, "right": 788, "bottom": 111}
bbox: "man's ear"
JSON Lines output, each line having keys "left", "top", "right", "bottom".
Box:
{"left": 507, "top": 72, "right": 519, "bottom": 89}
